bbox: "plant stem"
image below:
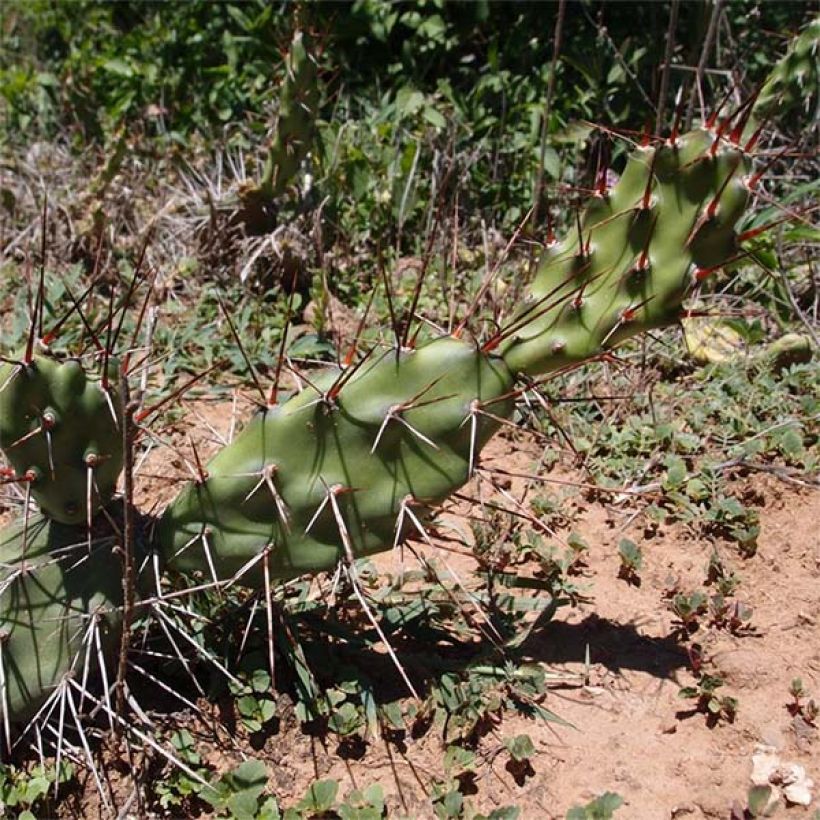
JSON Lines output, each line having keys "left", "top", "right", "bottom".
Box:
{"left": 685, "top": 0, "right": 723, "bottom": 130}
{"left": 531, "top": 0, "right": 567, "bottom": 265}
{"left": 656, "top": 0, "right": 680, "bottom": 134}
{"left": 115, "top": 372, "right": 137, "bottom": 725}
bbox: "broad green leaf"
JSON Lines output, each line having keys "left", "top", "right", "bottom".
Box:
{"left": 505, "top": 734, "right": 535, "bottom": 762}
{"left": 299, "top": 778, "right": 339, "bottom": 813}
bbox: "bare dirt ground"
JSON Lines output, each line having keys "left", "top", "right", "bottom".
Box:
{"left": 138, "top": 405, "right": 820, "bottom": 818}
{"left": 276, "top": 449, "right": 818, "bottom": 819}
{"left": 2, "top": 396, "right": 817, "bottom": 818}
{"left": 493, "top": 476, "right": 820, "bottom": 819}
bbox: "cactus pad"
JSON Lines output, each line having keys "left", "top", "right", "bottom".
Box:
{"left": 753, "top": 16, "right": 820, "bottom": 126}
{"left": 0, "top": 355, "right": 123, "bottom": 525}
{"left": 0, "top": 515, "right": 124, "bottom": 725}
{"left": 501, "top": 129, "right": 751, "bottom": 375}
{"left": 161, "top": 124, "right": 759, "bottom": 583}
{"left": 260, "top": 30, "right": 319, "bottom": 200}
{"left": 159, "top": 337, "right": 514, "bottom": 581}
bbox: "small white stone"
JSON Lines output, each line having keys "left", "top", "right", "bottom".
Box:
{"left": 781, "top": 764, "right": 814, "bottom": 806}
{"left": 750, "top": 745, "right": 780, "bottom": 787}
{"left": 749, "top": 745, "right": 814, "bottom": 807}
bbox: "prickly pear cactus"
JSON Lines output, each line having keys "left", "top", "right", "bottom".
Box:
{"left": 160, "top": 120, "right": 757, "bottom": 583}
{"left": 501, "top": 128, "right": 750, "bottom": 374}
{"left": 0, "top": 355, "right": 123, "bottom": 525}
{"left": 0, "top": 12, "right": 815, "bottom": 758}
{"left": 260, "top": 30, "right": 319, "bottom": 200}
{"left": 753, "top": 16, "right": 820, "bottom": 125}
{"left": 159, "top": 337, "right": 514, "bottom": 582}
{"left": 237, "top": 29, "right": 320, "bottom": 234}
{"left": 0, "top": 515, "right": 124, "bottom": 725}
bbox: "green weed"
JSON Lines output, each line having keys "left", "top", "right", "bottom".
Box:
{"left": 0, "top": 760, "right": 74, "bottom": 820}
{"left": 566, "top": 791, "right": 624, "bottom": 820}
{"left": 678, "top": 673, "right": 738, "bottom": 726}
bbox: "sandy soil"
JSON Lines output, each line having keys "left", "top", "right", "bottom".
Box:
{"left": 241, "top": 443, "right": 818, "bottom": 819}
{"left": 2, "top": 396, "right": 817, "bottom": 819}
{"left": 136, "top": 406, "right": 820, "bottom": 819}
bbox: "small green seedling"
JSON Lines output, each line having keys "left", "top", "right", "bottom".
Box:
{"left": 566, "top": 791, "right": 624, "bottom": 820}
{"left": 617, "top": 538, "right": 642, "bottom": 585}
{"left": 679, "top": 673, "right": 738, "bottom": 726}
{"left": 505, "top": 733, "right": 535, "bottom": 763}
{"left": 566, "top": 531, "right": 591, "bottom": 569}
{"left": 154, "top": 730, "right": 211, "bottom": 811}
{"left": 708, "top": 594, "right": 753, "bottom": 634}
{"left": 230, "top": 667, "right": 278, "bottom": 734}
{"left": 431, "top": 781, "right": 464, "bottom": 820}
{"left": 201, "top": 759, "right": 277, "bottom": 820}
{"left": 788, "top": 678, "right": 819, "bottom": 725}
{"left": 505, "top": 733, "right": 536, "bottom": 785}
{"left": 706, "top": 550, "right": 741, "bottom": 596}
{"left": 669, "top": 590, "right": 708, "bottom": 636}
{"left": 0, "top": 760, "right": 75, "bottom": 820}
{"left": 336, "top": 784, "right": 386, "bottom": 820}
{"left": 738, "top": 785, "right": 780, "bottom": 819}
{"left": 289, "top": 779, "right": 339, "bottom": 819}
{"left": 705, "top": 496, "right": 760, "bottom": 557}
{"left": 519, "top": 533, "right": 590, "bottom": 603}
{"left": 789, "top": 677, "right": 807, "bottom": 708}
{"left": 531, "top": 492, "right": 577, "bottom": 530}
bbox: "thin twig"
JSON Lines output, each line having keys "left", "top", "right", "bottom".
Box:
{"left": 656, "top": 0, "right": 680, "bottom": 134}
{"left": 531, "top": 0, "right": 567, "bottom": 255}
{"left": 115, "top": 372, "right": 138, "bottom": 724}
{"left": 685, "top": 0, "right": 723, "bottom": 129}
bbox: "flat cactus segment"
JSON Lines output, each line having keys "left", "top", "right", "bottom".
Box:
{"left": 0, "top": 516, "right": 124, "bottom": 726}
{"left": 236, "top": 30, "right": 320, "bottom": 233}
{"left": 0, "top": 356, "right": 123, "bottom": 525}
{"left": 158, "top": 337, "right": 515, "bottom": 582}
{"left": 157, "top": 24, "right": 814, "bottom": 588}
{"left": 259, "top": 30, "right": 320, "bottom": 200}
{"left": 753, "top": 16, "right": 820, "bottom": 125}
{"left": 159, "top": 129, "right": 758, "bottom": 583}
{"left": 501, "top": 130, "right": 751, "bottom": 376}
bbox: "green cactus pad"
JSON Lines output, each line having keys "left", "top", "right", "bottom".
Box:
{"left": 156, "top": 21, "right": 820, "bottom": 587}
{"left": 236, "top": 30, "right": 320, "bottom": 234}
{"left": 753, "top": 16, "right": 819, "bottom": 127}
{"left": 260, "top": 30, "right": 319, "bottom": 200}
{"left": 160, "top": 129, "right": 760, "bottom": 583}
{"left": 159, "top": 337, "right": 514, "bottom": 582}
{"left": 501, "top": 129, "right": 751, "bottom": 375}
{"left": 0, "top": 515, "right": 124, "bottom": 726}
{"left": 0, "top": 355, "right": 123, "bottom": 525}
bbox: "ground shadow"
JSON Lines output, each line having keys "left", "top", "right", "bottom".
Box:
{"left": 521, "top": 612, "right": 689, "bottom": 679}
{"left": 268, "top": 608, "right": 692, "bottom": 706}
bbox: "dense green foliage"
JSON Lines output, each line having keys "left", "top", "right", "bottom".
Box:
{"left": 2, "top": 1, "right": 813, "bottom": 238}
{"left": 2, "top": 1, "right": 812, "bottom": 141}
